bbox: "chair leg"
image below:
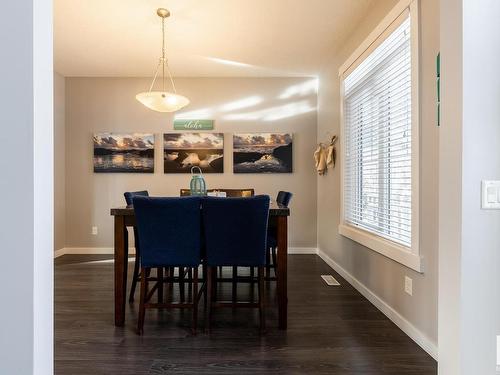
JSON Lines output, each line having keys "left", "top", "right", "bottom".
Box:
{"left": 212, "top": 267, "right": 217, "bottom": 302}
{"left": 206, "top": 267, "right": 213, "bottom": 332}
{"left": 188, "top": 267, "right": 193, "bottom": 301}
{"left": 232, "top": 266, "right": 238, "bottom": 303}
{"left": 265, "top": 248, "right": 271, "bottom": 279}
{"left": 129, "top": 251, "right": 140, "bottom": 303}
{"left": 250, "top": 267, "right": 255, "bottom": 302}
{"left": 137, "top": 267, "right": 148, "bottom": 335}
{"left": 271, "top": 247, "right": 278, "bottom": 277}
{"left": 157, "top": 267, "right": 163, "bottom": 303}
{"left": 179, "top": 267, "right": 185, "bottom": 303}
{"left": 169, "top": 267, "right": 175, "bottom": 291}
{"left": 202, "top": 263, "right": 208, "bottom": 310}
{"left": 163, "top": 267, "right": 170, "bottom": 303}
{"left": 258, "top": 266, "right": 266, "bottom": 333}
{"left": 192, "top": 267, "right": 199, "bottom": 335}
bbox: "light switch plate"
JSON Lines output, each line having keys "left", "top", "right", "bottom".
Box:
{"left": 482, "top": 181, "right": 500, "bottom": 209}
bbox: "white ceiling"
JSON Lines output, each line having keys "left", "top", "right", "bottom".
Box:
{"left": 54, "top": 0, "right": 375, "bottom": 77}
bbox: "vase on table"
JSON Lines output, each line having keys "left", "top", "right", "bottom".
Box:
{"left": 189, "top": 166, "right": 207, "bottom": 196}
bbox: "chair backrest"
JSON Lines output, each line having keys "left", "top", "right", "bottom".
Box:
{"left": 202, "top": 195, "right": 270, "bottom": 267}
{"left": 124, "top": 190, "right": 149, "bottom": 206}
{"left": 276, "top": 191, "right": 293, "bottom": 207}
{"left": 133, "top": 196, "right": 202, "bottom": 268}
{"left": 180, "top": 188, "right": 254, "bottom": 197}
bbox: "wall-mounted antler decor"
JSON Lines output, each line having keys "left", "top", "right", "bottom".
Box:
{"left": 314, "top": 134, "right": 337, "bottom": 176}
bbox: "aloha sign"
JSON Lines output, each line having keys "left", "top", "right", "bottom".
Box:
{"left": 173, "top": 119, "right": 214, "bottom": 130}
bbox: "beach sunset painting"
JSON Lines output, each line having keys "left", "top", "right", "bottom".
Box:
{"left": 163, "top": 133, "right": 224, "bottom": 173}
{"left": 93, "top": 133, "right": 155, "bottom": 173}
{"left": 233, "top": 133, "right": 293, "bottom": 173}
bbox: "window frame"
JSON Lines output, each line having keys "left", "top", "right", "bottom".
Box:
{"left": 338, "top": 0, "right": 422, "bottom": 272}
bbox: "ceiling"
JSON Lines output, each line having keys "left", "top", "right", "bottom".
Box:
{"left": 54, "top": 0, "right": 375, "bottom": 77}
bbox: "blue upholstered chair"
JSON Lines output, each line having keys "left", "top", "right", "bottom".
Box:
{"left": 277, "top": 191, "right": 293, "bottom": 207}
{"left": 202, "top": 195, "right": 270, "bottom": 332}
{"left": 181, "top": 188, "right": 256, "bottom": 300}
{"left": 266, "top": 191, "right": 293, "bottom": 278}
{"left": 124, "top": 190, "right": 149, "bottom": 206}
{"left": 133, "top": 196, "right": 203, "bottom": 335}
{"left": 123, "top": 190, "right": 149, "bottom": 302}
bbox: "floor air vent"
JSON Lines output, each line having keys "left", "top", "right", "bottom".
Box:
{"left": 321, "top": 275, "right": 340, "bottom": 286}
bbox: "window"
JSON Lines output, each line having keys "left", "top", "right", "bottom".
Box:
{"left": 339, "top": 0, "right": 421, "bottom": 271}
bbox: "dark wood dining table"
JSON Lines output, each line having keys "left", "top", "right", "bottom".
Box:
{"left": 110, "top": 201, "right": 290, "bottom": 329}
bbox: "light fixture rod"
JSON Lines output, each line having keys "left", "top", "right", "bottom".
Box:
{"left": 148, "top": 60, "right": 162, "bottom": 93}
{"left": 166, "top": 64, "right": 177, "bottom": 93}
{"left": 162, "top": 16, "right": 166, "bottom": 92}
{"left": 146, "top": 8, "right": 177, "bottom": 94}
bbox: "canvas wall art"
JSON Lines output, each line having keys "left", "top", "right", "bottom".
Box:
{"left": 163, "top": 133, "right": 224, "bottom": 173}
{"left": 233, "top": 133, "right": 293, "bottom": 173}
{"left": 93, "top": 133, "right": 155, "bottom": 173}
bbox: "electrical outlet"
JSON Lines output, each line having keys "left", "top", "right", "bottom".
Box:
{"left": 92, "top": 226, "right": 98, "bottom": 235}
{"left": 404, "top": 276, "right": 413, "bottom": 296}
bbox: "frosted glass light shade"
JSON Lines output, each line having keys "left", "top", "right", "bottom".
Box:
{"left": 136, "top": 91, "right": 190, "bottom": 113}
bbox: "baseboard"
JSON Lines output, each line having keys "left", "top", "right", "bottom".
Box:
{"left": 55, "top": 247, "right": 136, "bottom": 257}
{"left": 54, "top": 247, "right": 314, "bottom": 257}
{"left": 317, "top": 248, "right": 438, "bottom": 361}
{"left": 54, "top": 248, "right": 66, "bottom": 258}
{"left": 288, "top": 247, "right": 318, "bottom": 254}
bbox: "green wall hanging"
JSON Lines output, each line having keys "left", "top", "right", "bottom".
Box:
{"left": 173, "top": 119, "right": 214, "bottom": 130}
{"left": 436, "top": 52, "right": 440, "bottom": 127}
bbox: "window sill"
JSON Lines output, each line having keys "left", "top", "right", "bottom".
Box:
{"left": 338, "top": 223, "right": 423, "bottom": 273}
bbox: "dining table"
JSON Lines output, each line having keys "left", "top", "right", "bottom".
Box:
{"left": 110, "top": 200, "right": 290, "bottom": 329}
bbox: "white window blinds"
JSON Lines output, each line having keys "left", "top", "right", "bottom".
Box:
{"left": 343, "top": 14, "right": 412, "bottom": 248}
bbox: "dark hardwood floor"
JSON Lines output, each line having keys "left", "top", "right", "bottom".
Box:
{"left": 55, "top": 254, "right": 437, "bottom": 375}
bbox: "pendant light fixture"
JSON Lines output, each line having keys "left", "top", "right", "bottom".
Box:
{"left": 136, "top": 8, "right": 189, "bottom": 113}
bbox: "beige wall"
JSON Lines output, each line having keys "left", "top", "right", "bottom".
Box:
{"left": 54, "top": 72, "right": 66, "bottom": 251}
{"left": 438, "top": 0, "right": 462, "bottom": 371}
{"left": 316, "top": 0, "right": 438, "bottom": 348}
{"left": 65, "top": 77, "right": 318, "bottom": 249}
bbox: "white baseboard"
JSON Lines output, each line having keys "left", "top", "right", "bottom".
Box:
{"left": 54, "top": 248, "right": 66, "bottom": 258}
{"left": 54, "top": 247, "right": 315, "bottom": 257}
{"left": 54, "top": 247, "right": 136, "bottom": 257}
{"left": 317, "top": 248, "right": 438, "bottom": 360}
{"left": 288, "top": 247, "right": 318, "bottom": 254}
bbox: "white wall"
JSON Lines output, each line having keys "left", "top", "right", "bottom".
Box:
{"left": 461, "top": 1, "right": 500, "bottom": 371}
{"left": 54, "top": 72, "right": 66, "bottom": 252}
{"left": 64, "top": 77, "right": 318, "bottom": 250}
{"left": 316, "top": 0, "right": 439, "bottom": 356}
{"left": 0, "top": 0, "right": 53, "bottom": 374}
{"left": 439, "top": 0, "right": 500, "bottom": 373}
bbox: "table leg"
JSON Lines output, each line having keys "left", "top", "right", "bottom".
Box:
{"left": 276, "top": 215, "right": 288, "bottom": 330}
{"left": 114, "top": 215, "right": 128, "bottom": 326}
